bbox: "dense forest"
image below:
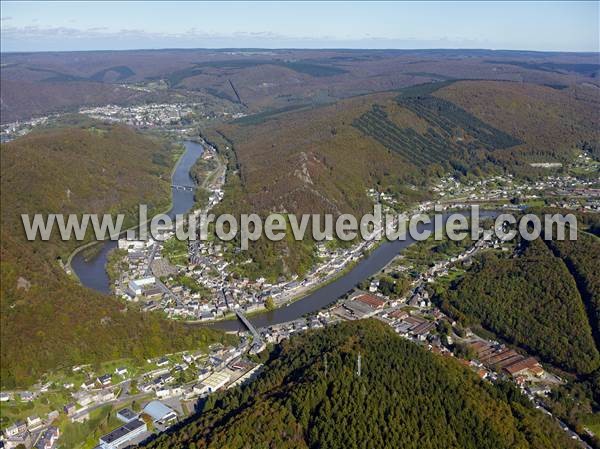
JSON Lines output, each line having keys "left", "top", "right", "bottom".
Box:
{"left": 438, "top": 238, "right": 600, "bottom": 375}
{"left": 0, "top": 121, "right": 233, "bottom": 387}
{"left": 434, "top": 220, "right": 600, "bottom": 447}
{"left": 142, "top": 320, "right": 579, "bottom": 449}
{"left": 547, "top": 232, "right": 600, "bottom": 349}
{"left": 436, "top": 80, "right": 600, "bottom": 175}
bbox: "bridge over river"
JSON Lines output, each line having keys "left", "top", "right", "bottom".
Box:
{"left": 235, "top": 310, "right": 266, "bottom": 353}
{"left": 201, "top": 210, "right": 502, "bottom": 333}
{"left": 171, "top": 184, "right": 195, "bottom": 192}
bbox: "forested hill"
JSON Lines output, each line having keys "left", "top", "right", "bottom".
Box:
{"left": 0, "top": 121, "right": 232, "bottom": 387}
{"left": 438, "top": 237, "right": 600, "bottom": 375}
{"left": 207, "top": 80, "right": 599, "bottom": 280}
{"left": 1, "top": 118, "right": 175, "bottom": 260}
{"left": 142, "top": 320, "right": 578, "bottom": 449}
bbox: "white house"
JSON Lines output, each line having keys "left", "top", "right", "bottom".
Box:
{"left": 26, "top": 415, "right": 42, "bottom": 429}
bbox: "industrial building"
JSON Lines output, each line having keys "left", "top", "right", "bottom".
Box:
{"left": 98, "top": 419, "right": 147, "bottom": 449}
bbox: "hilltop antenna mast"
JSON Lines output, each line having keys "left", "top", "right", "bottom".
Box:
{"left": 356, "top": 353, "right": 361, "bottom": 377}
{"left": 324, "top": 353, "right": 328, "bottom": 376}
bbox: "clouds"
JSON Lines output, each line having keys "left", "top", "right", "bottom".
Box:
{"left": 0, "top": 1, "right": 598, "bottom": 53}
{"left": 0, "top": 24, "right": 508, "bottom": 52}
{"left": 1, "top": 24, "right": 283, "bottom": 44}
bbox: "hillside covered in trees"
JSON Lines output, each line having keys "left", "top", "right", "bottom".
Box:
{"left": 0, "top": 120, "right": 232, "bottom": 387}
{"left": 438, "top": 237, "right": 600, "bottom": 375}
{"left": 143, "top": 320, "right": 579, "bottom": 449}
{"left": 436, "top": 226, "right": 600, "bottom": 444}
{"left": 206, "top": 79, "right": 599, "bottom": 279}
{"left": 547, "top": 232, "right": 600, "bottom": 350}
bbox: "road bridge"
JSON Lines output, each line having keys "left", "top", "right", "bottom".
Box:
{"left": 171, "top": 184, "right": 194, "bottom": 192}
{"left": 235, "top": 310, "right": 265, "bottom": 353}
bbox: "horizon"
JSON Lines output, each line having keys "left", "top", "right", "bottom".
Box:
{"left": 2, "top": 46, "right": 599, "bottom": 55}
{"left": 1, "top": 1, "right": 599, "bottom": 53}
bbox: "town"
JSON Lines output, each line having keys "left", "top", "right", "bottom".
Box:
{"left": 104, "top": 148, "right": 599, "bottom": 325}
{"left": 1, "top": 102, "right": 598, "bottom": 449}
{"left": 1, "top": 207, "right": 591, "bottom": 448}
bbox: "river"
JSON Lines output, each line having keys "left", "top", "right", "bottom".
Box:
{"left": 71, "top": 140, "right": 203, "bottom": 294}
{"left": 203, "top": 210, "right": 499, "bottom": 332}
{"left": 72, "top": 141, "right": 497, "bottom": 332}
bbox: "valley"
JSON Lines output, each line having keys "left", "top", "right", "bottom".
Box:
{"left": 1, "top": 44, "right": 599, "bottom": 449}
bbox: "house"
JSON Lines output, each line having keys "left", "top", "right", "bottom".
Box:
{"left": 193, "top": 383, "right": 211, "bottom": 396}
{"left": 26, "top": 415, "right": 42, "bottom": 429}
{"left": 190, "top": 383, "right": 208, "bottom": 396}
{"left": 97, "top": 374, "right": 112, "bottom": 387}
{"left": 19, "top": 391, "right": 35, "bottom": 402}
{"left": 0, "top": 392, "right": 10, "bottom": 402}
{"left": 388, "top": 309, "right": 409, "bottom": 321}
{"left": 128, "top": 277, "right": 156, "bottom": 296}
{"left": 3, "top": 431, "right": 32, "bottom": 449}
{"left": 156, "top": 357, "right": 169, "bottom": 367}
{"left": 81, "top": 379, "right": 96, "bottom": 390}
{"left": 4, "top": 421, "right": 27, "bottom": 437}
{"left": 411, "top": 321, "right": 436, "bottom": 338}
{"left": 143, "top": 286, "right": 163, "bottom": 299}
{"left": 139, "top": 382, "right": 154, "bottom": 393}
{"left": 76, "top": 394, "right": 94, "bottom": 407}
{"left": 116, "top": 408, "right": 139, "bottom": 423}
{"left": 142, "top": 301, "right": 159, "bottom": 312}
{"left": 64, "top": 403, "right": 76, "bottom": 416}
{"left": 142, "top": 401, "right": 178, "bottom": 425}
{"left": 152, "top": 373, "right": 174, "bottom": 387}
{"left": 115, "top": 367, "right": 128, "bottom": 377}
{"left": 70, "top": 410, "right": 90, "bottom": 423}
{"left": 34, "top": 426, "right": 60, "bottom": 449}
{"left": 369, "top": 280, "right": 379, "bottom": 293}
{"left": 47, "top": 410, "right": 59, "bottom": 422}
{"left": 118, "top": 239, "right": 146, "bottom": 251}
{"left": 208, "top": 356, "right": 225, "bottom": 369}
{"left": 197, "top": 368, "right": 211, "bottom": 382}
{"left": 98, "top": 419, "right": 147, "bottom": 449}
{"left": 156, "top": 386, "right": 183, "bottom": 399}
{"left": 94, "top": 389, "right": 116, "bottom": 403}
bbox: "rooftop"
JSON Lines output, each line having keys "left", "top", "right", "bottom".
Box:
{"left": 202, "top": 371, "right": 231, "bottom": 390}
{"left": 117, "top": 408, "right": 138, "bottom": 421}
{"left": 354, "top": 294, "right": 386, "bottom": 309}
{"left": 143, "top": 400, "right": 177, "bottom": 422}
{"left": 99, "top": 419, "right": 146, "bottom": 444}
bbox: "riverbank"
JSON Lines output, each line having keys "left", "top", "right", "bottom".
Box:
{"left": 69, "top": 141, "right": 203, "bottom": 293}
{"left": 65, "top": 143, "right": 187, "bottom": 280}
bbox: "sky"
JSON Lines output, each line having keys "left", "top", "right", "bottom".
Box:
{"left": 1, "top": 1, "right": 599, "bottom": 53}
